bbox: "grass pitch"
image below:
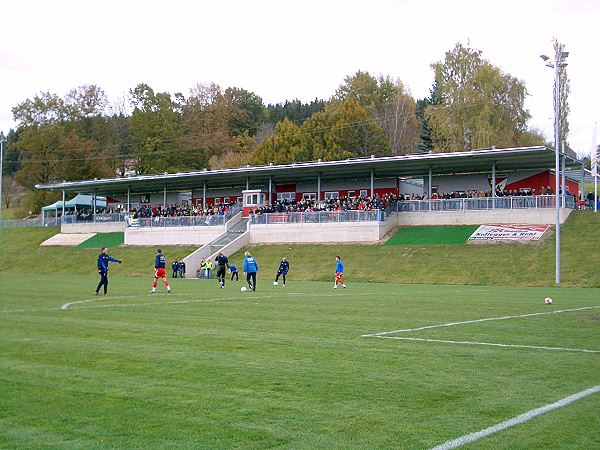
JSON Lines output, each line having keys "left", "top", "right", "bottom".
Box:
{"left": 1, "top": 274, "right": 599, "bottom": 449}
{"left": 385, "top": 225, "right": 479, "bottom": 245}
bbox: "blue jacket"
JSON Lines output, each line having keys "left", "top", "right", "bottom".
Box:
{"left": 336, "top": 260, "right": 344, "bottom": 273}
{"left": 229, "top": 265, "right": 238, "bottom": 273}
{"left": 278, "top": 260, "right": 289, "bottom": 274}
{"left": 97, "top": 253, "right": 120, "bottom": 273}
{"left": 155, "top": 253, "right": 166, "bottom": 269}
{"left": 243, "top": 256, "right": 259, "bottom": 273}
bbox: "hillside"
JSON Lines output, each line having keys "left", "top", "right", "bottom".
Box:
{"left": 1, "top": 212, "right": 598, "bottom": 287}
{"left": 229, "top": 211, "right": 600, "bottom": 288}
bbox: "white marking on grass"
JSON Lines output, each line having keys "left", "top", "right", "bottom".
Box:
{"left": 363, "top": 306, "right": 600, "bottom": 337}
{"left": 376, "top": 336, "right": 600, "bottom": 354}
{"left": 430, "top": 385, "right": 600, "bottom": 450}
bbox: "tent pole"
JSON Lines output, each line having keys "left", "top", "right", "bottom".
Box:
{"left": 61, "top": 190, "right": 65, "bottom": 226}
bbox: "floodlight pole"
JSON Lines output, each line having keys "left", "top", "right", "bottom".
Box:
{"left": 0, "top": 132, "right": 5, "bottom": 227}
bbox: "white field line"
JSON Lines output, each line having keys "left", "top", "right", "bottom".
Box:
{"left": 0, "top": 290, "right": 377, "bottom": 314}
{"left": 363, "top": 306, "right": 600, "bottom": 337}
{"left": 375, "top": 336, "right": 600, "bottom": 354}
{"left": 430, "top": 385, "right": 600, "bottom": 450}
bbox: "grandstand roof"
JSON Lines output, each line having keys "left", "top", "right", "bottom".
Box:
{"left": 36, "top": 146, "right": 585, "bottom": 195}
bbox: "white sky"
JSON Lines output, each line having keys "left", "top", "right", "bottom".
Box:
{"left": 1, "top": 0, "right": 599, "bottom": 156}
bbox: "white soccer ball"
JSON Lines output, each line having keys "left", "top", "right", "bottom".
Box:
{"left": 273, "top": 281, "right": 278, "bottom": 286}
{"left": 241, "top": 286, "right": 247, "bottom": 292}
{"left": 544, "top": 297, "right": 553, "bottom": 305}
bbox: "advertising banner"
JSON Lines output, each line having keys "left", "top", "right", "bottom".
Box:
{"left": 468, "top": 224, "right": 549, "bottom": 241}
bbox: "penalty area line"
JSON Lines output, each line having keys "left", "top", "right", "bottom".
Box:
{"left": 373, "top": 336, "right": 600, "bottom": 354}
{"left": 430, "top": 384, "right": 600, "bottom": 450}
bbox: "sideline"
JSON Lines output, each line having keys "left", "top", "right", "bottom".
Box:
{"left": 430, "top": 385, "right": 600, "bottom": 450}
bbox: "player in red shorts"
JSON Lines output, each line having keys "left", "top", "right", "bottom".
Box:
{"left": 151, "top": 248, "right": 171, "bottom": 294}
{"left": 334, "top": 255, "right": 346, "bottom": 289}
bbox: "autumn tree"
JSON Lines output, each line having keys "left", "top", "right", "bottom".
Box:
{"left": 335, "top": 71, "right": 418, "bottom": 155}
{"left": 426, "top": 43, "right": 536, "bottom": 151}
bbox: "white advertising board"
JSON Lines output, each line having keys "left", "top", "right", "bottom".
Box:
{"left": 468, "top": 224, "right": 550, "bottom": 241}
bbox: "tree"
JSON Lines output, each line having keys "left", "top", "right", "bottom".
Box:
{"left": 128, "top": 83, "right": 181, "bottom": 174}
{"left": 252, "top": 118, "right": 306, "bottom": 164}
{"left": 552, "top": 38, "right": 570, "bottom": 147}
{"left": 335, "top": 71, "right": 418, "bottom": 155}
{"left": 223, "top": 87, "right": 265, "bottom": 136}
{"left": 265, "top": 99, "right": 325, "bottom": 125}
{"left": 426, "top": 43, "right": 534, "bottom": 151}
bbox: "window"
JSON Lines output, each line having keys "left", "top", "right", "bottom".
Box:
{"left": 359, "top": 190, "right": 368, "bottom": 198}
{"left": 431, "top": 186, "right": 439, "bottom": 195}
{"left": 224, "top": 197, "right": 230, "bottom": 204}
{"left": 325, "top": 191, "right": 339, "bottom": 199}
{"left": 214, "top": 198, "right": 221, "bottom": 205}
{"left": 277, "top": 192, "right": 295, "bottom": 201}
{"left": 237, "top": 196, "right": 243, "bottom": 204}
{"left": 303, "top": 193, "right": 316, "bottom": 200}
{"left": 347, "top": 191, "right": 356, "bottom": 198}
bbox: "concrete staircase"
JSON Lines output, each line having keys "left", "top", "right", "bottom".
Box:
{"left": 182, "top": 213, "right": 250, "bottom": 276}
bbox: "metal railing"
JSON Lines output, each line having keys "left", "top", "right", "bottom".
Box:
{"left": 397, "top": 195, "right": 576, "bottom": 212}
{"left": 133, "top": 214, "right": 226, "bottom": 228}
{"left": 1, "top": 217, "right": 60, "bottom": 228}
{"left": 249, "top": 209, "right": 385, "bottom": 225}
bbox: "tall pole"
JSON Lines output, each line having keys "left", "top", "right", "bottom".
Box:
{"left": 595, "top": 147, "right": 598, "bottom": 212}
{"left": 561, "top": 149, "right": 566, "bottom": 209}
{"left": 0, "top": 132, "right": 5, "bottom": 228}
{"left": 553, "top": 54, "right": 561, "bottom": 285}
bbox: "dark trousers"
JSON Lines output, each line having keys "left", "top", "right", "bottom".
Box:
{"left": 217, "top": 267, "right": 226, "bottom": 285}
{"left": 172, "top": 270, "right": 178, "bottom": 278}
{"left": 275, "top": 271, "right": 286, "bottom": 284}
{"left": 231, "top": 272, "right": 238, "bottom": 281}
{"left": 246, "top": 272, "right": 257, "bottom": 291}
{"left": 96, "top": 272, "right": 108, "bottom": 294}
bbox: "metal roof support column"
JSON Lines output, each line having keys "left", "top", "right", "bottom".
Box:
{"left": 203, "top": 181, "right": 206, "bottom": 209}
{"left": 492, "top": 162, "right": 496, "bottom": 209}
{"left": 580, "top": 164, "right": 585, "bottom": 205}
{"left": 268, "top": 176, "right": 272, "bottom": 205}
{"left": 127, "top": 187, "right": 131, "bottom": 213}
{"left": 370, "top": 169, "right": 374, "bottom": 198}
{"left": 93, "top": 190, "right": 97, "bottom": 223}
{"left": 61, "top": 189, "right": 65, "bottom": 225}
{"left": 317, "top": 173, "right": 321, "bottom": 202}
{"left": 428, "top": 168, "right": 432, "bottom": 211}
{"left": 163, "top": 184, "right": 167, "bottom": 209}
{"left": 246, "top": 177, "right": 249, "bottom": 190}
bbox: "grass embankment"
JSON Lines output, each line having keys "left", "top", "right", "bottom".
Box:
{"left": 1, "top": 211, "right": 599, "bottom": 286}
{"left": 0, "top": 227, "right": 196, "bottom": 277}
{"left": 229, "top": 211, "right": 600, "bottom": 287}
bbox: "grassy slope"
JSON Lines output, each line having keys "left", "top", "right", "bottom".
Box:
{"left": 1, "top": 211, "right": 599, "bottom": 286}
{"left": 0, "top": 227, "right": 197, "bottom": 278}
{"left": 229, "top": 211, "right": 600, "bottom": 288}
{"left": 385, "top": 225, "right": 479, "bottom": 245}
{"left": 0, "top": 277, "right": 599, "bottom": 449}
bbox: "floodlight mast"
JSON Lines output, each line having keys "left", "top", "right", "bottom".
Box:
{"left": 540, "top": 48, "right": 568, "bottom": 284}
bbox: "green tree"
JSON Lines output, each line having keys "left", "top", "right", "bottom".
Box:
{"left": 223, "top": 87, "right": 265, "bottom": 136}
{"left": 426, "top": 43, "right": 534, "bottom": 151}
{"left": 252, "top": 118, "right": 306, "bottom": 164}
{"left": 128, "top": 83, "right": 181, "bottom": 174}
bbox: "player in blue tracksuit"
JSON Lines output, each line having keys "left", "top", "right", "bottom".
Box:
{"left": 334, "top": 255, "right": 346, "bottom": 289}
{"left": 95, "top": 247, "right": 121, "bottom": 295}
{"left": 229, "top": 264, "right": 239, "bottom": 281}
{"left": 243, "top": 251, "right": 259, "bottom": 291}
{"left": 274, "top": 257, "right": 289, "bottom": 286}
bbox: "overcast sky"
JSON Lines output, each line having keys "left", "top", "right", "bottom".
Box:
{"left": 1, "top": 0, "right": 598, "bottom": 156}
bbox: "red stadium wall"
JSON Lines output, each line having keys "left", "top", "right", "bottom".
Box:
{"left": 505, "top": 171, "right": 578, "bottom": 194}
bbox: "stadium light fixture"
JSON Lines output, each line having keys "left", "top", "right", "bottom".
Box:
{"left": 541, "top": 48, "right": 569, "bottom": 284}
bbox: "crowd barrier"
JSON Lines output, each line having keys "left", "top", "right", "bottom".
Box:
{"left": 250, "top": 209, "right": 384, "bottom": 225}
{"left": 397, "top": 195, "right": 575, "bottom": 212}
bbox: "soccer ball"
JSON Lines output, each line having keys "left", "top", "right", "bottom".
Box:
{"left": 241, "top": 287, "right": 247, "bottom": 292}
{"left": 273, "top": 281, "right": 278, "bottom": 286}
{"left": 544, "top": 297, "right": 553, "bottom": 305}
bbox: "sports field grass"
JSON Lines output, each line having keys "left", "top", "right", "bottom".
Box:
{"left": 385, "top": 225, "right": 479, "bottom": 245}
{"left": 77, "top": 232, "right": 125, "bottom": 249}
{"left": 1, "top": 274, "right": 599, "bottom": 449}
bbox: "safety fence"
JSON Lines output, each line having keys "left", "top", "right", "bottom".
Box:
{"left": 397, "top": 195, "right": 575, "bottom": 212}
{"left": 249, "top": 209, "right": 385, "bottom": 225}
